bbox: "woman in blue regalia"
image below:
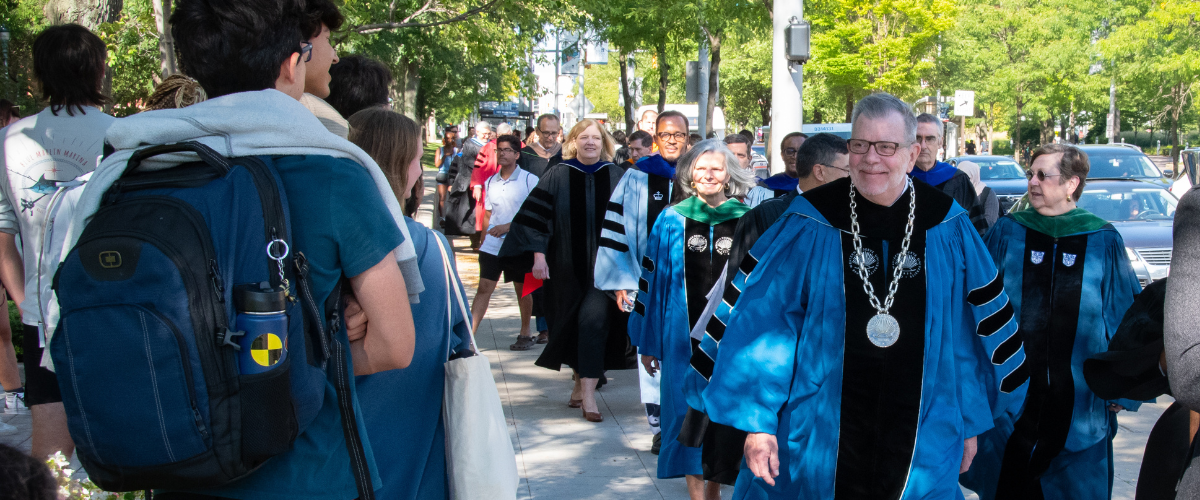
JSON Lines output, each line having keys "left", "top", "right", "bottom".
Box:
{"left": 961, "top": 144, "right": 1143, "bottom": 500}
{"left": 347, "top": 109, "right": 473, "bottom": 500}
{"left": 631, "top": 139, "right": 754, "bottom": 500}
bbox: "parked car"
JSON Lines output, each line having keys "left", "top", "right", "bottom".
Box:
{"left": 1076, "top": 144, "right": 1169, "bottom": 188}
{"left": 751, "top": 144, "right": 769, "bottom": 178}
{"left": 1011, "top": 179, "right": 1176, "bottom": 287}
{"left": 946, "top": 155, "right": 1026, "bottom": 213}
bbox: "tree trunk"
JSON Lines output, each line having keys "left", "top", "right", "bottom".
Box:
{"left": 152, "top": 0, "right": 178, "bottom": 78}
{"left": 619, "top": 51, "right": 635, "bottom": 134}
{"left": 402, "top": 57, "right": 420, "bottom": 120}
{"left": 844, "top": 91, "right": 854, "bottom": 122}
{"left": 759, "top": 94, "right": 770, "bottom": 126}
{"left": 656, "top": 41, "right": 669, "bottom": 115}
{"left": 44, "top": 0, "right": 123, "bottom": 30}
{"left": 705, "top": 33, "right": 721, "bottom": 137}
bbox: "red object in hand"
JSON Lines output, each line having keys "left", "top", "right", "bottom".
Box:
{"left": 521, "top": 273, "right": 543, "bottom": 297}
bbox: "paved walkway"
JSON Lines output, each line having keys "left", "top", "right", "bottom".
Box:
{"left": 0, "top": 171, "right": 1176, "bottom": 499}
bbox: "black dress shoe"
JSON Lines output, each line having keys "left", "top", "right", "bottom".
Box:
{"left": 651, "top": 433, "right": 661, "bottom": 455}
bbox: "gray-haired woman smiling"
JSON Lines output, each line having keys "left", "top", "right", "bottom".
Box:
{"left": 627, "top": 139, "right": 754, "bottom": 500}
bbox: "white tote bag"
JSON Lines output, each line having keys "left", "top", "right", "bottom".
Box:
{"left": 434, "top": 236, "right": 519, "bottom": 500}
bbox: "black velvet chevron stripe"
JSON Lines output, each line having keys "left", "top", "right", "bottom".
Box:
{"left": 978, "top": 301, "right": 1015, "bottom": 337}
{"left": 738, "top": 253, "right": 759, "bottom": 276}
{"left": 706, "top": 314, "right": 727, "bottom": 342}
{"left": 723, "top": 280, "right": 741, "bottom": 307}
{"left": 599, "top": 237, "right": 628, "bottom": 252}
{"left": 526, "top": 201, "right": 554, "bottom": 220}
{"left": 602, "top": 219, "right": 625, "bottom": 234}
{"left": 690, "top": 338, "right": 716, "bottom": 381}
{"left": 529, "top": 187, "right": 554, "bottom": 205}
{"left": 991, "top": 333, "right": 1023, "bottom": 365}
{"left": 968, "top": 273, "right": 1005, "bottom": 306}
{"left": 633, "top": 300, "right": 646, "bottom": 316}
{"left": 607, "top": 201, "right": 624, "bottom": 216}
{"left": 639, "top": 277, "right": 650, "bottom": 293}
{"left": 512, "top": 213, "right": 548, "bottom": 234}
{"left": 642, "top": 255, "right": 655, "bottom": 272}
{"left": 1000, "top": 361, "right": 1029, "bottom": 393}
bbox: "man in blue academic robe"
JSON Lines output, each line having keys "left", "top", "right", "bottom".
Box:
{"left": 703, "top": 93, "right": 1028, "bottom": 500}
{"left": 745, "top": 132, "right": 805, "bottom": 207}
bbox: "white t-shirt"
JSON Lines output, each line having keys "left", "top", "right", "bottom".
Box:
{"left": 480, "top": 167, "right": 538, "bottom": 255}
{"left": 0, "top": 106, "right": 115, "bottom": 326}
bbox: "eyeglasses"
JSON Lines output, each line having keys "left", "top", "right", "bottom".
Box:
{"left": 819, "top": 163, "right": 850, "bottom": 174}
{"left": 782, "top": 148, "right": 800, "bottom": 157}
{"left": 1025, "top": 170, "right": 1062, "bottom": 181}
{"left": 847, "top": 139, "right": 907, "bottom": 157}
{"left": 497, "top": 148, "right": 519, "bottom": 154}
{"left": 657, "top": 132, "right": 688, "bottom": 142}
{"left": 297, "top": 41, "right": 313, "bottom": 64}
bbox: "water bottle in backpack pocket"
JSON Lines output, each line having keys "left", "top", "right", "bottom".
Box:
{"left": 50, "top": 142, "right": 368, "bottom": 494}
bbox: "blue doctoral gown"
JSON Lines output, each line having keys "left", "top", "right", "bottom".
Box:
{"left": 960, "top": 214, "right": 1142, "bottom": 500}
{"left": 630, "top": 201, "right": 746, "bottom": 479}
{"left": 356, "top": 218, "right": 472, "bottom": 500}
{"left": 594, "top": 154, "right": 675, "bottom": 291}
{"left": 703, "top": 178, "right": 1028, "bottom": 500}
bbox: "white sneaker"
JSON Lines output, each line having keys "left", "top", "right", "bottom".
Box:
{"left": 4, "top": 391, "right": 26, "bottom": 414}
{"left": 0, "top": 420, "right": 17, "bottom": 434}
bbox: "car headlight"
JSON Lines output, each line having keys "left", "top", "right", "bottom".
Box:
{"left": 1126, "top": 247, "right": 1140, "bottom": 262}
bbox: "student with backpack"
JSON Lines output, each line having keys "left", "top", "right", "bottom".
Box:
{"left": 0, "top": 23, "right": 115, "bottom": 461}
{"left": 48, "top": 0, "right": 417, "bottom": 498}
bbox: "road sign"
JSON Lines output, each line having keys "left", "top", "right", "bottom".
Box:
{"left": 586, "top": 40, "right": 608, "bottom": 65}
{"left": 560, "top": 33, "right": 581, "bottom": 75}
{"left": 954, "top": 90, "right": 975, "bottom": 117}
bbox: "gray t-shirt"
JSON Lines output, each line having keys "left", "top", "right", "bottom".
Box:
{"left": 0, "top": 106, "right": 114, "bottom": 327}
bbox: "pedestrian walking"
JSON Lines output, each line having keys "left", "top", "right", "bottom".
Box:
{"left": 469, "top": 134, "right": 538, "bottom": 350}
{"left": 962, "top": 144, "right": 1142, "bottom": 500}
{"left": 723, "top": 133, "right": 754, "bottom": 172}
{"left": 910, "top": 113, "right": 988, "bottom": 233}
{"left": 0, "top": 23, "right": 115, "bottom": 461}
{"left": 435, "top": 124, "right": 460, "bottom": 226}
{"left": 348, "top": 107, "right": 473, "bottom": 500}
{"left": 499, "top": 118, "right": 634, "bottom": 422}
{"left": 746, "top": 132, "right": 805, "bottom": 206}
{"left": 630, "top": 139, "right": 752, "bottom": 499}
{"left": 472, "top": 123, "right": 513, "bottom": 236}
{"left": 444, "top": 121, "right": 490, "bottom": 239}
{"left": 702, "top": 93, "right": 1026, "bottom": 499}
{"left": 520, "top": 114, "right": 563, "bottom": 177}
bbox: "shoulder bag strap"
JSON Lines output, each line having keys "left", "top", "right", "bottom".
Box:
{"left": 433, "top": 235, "right": 478, "bottom": 354}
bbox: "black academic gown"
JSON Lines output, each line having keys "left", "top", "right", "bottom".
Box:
{"left": 499, "top": 159, "right": 636, "bottom": 374}
{"left": 518, "top": 145, "right": 562, "bottom": 178}
{"left": 444, "top": 138, "right": 485, "bottom": 235}
{"left": 930, "top": 170, "right": 989, "bottom": 234}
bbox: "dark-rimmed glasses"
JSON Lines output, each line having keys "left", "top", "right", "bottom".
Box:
{"left": 657, "top": 132, "right": 688, "bottom": 142}
{"left": 497, "top": 147, "right": 519, "bottom": 155}
{"left": 296, "top": 42, "right": 313, "bottom": 64}
{"left": 847, "top": 139, "right": 906, "bottom": 157}
{"left": 1025, "top": 170, "right": 1062, "bottom": 181}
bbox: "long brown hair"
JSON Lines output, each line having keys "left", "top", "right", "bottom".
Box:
{"left": 348, "top": 108, "right": 422, "bottom": 203}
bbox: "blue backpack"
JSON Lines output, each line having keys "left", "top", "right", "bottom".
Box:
{"left": 51, "top": 142, "right": 374, "bottom": 498}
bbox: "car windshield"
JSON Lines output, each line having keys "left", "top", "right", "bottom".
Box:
{"left": 974, "top": 159, "right": 1024, "bottom": 180}
{"left": 1083, "top": 151, "right": 1162, "bottom": 179}
{"left": 1077, "top": 187, "right": 1177, "bottom": 221}
{"left": 752, "top": 145, "right": 765, "bottom": 157}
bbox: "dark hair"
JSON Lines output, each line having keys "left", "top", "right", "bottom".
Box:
{"left": 348, "top": 108, "right": 421, "bottom": 202}
{"left": 496, "top": 134, "right": 521, "bottom": 152}
{"left": 1030, "top": 143, "right": 1089, "bottom": 201}
{"left": 611, "top": 129, "right": 627, "bottom": 145}
{"left": 656, "top": 110, "right": 689, "bottom": 132}
{"left": 688, "top": 133, "right": 702, "bottom": 146}
{"left": 0, "top": 444, "right": 56, "bottom": 500}
{"left": 32, "top": 24, "right": 109, "bottom": 116}
{"left": 781, "top": 131, "right": 807, "bottom": 144}
{"left": 300, "top": 0, "right": 344, "bottom": 39}
{"left": 628, "top": 130, "right": 653, "bottom": 148}
{"left": 0, "top": 99, "right": 19, "bottom": 124}
{"left": 723, "top": 133, "right": 751, "bottom": 147}
{"left": 326, "top": 55, "right": 392, "bottom": 118}
{"left": 796, "top": 133, "right": 848, "bottom": 178}
{"left": 525, "top": 126, "right": 535, "bottom": 137}
{"left": 172, "top": 0, "right": 306, "bottom": 98}
{"left": 739, "top": 129, "right": 754, "bottom": 141}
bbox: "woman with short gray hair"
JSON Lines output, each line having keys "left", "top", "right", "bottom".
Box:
{"left": 628, "top": 139, "right": 752, "bottom": 499}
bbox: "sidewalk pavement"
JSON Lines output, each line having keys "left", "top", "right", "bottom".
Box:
{"left": 0, "top": 171, "right": 1174, "bottom": 499}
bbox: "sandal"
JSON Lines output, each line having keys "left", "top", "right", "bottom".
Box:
{"left": 536, "top": 331, "right": 549, "bottom": 344}
{"left": 509, "top": 336, "right": 537, "bottom": 351}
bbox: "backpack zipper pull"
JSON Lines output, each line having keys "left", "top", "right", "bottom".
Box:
{"left": 209, "top": 260, "right": 225, "bottom": 302}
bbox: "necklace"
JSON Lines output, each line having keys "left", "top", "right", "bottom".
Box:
{"left": 849, "top": 178, "right": 916, "bottom": 348}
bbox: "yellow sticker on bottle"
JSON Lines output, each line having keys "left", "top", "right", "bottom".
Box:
{"left": 250, "top": 333, "right": 284, "bottom": 367}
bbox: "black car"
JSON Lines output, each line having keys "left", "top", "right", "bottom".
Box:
{"left": 946, "top": 155, "right": 1026, "bottom": 213}
{"left": 1011, "top": 179, "right": 1176, "bottom": 287}
{"left": 1076, "top": 145, "right": 1168, "bottom": 187}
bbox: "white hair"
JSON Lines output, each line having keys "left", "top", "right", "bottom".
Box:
{"left": 497, "top": 123, "right": 514, "bottom": 135}
{"left": 675, "top": 139, "right": 755, "bottom": 199}
{"left": 475, "top": 121, "right": 492, "bottom": 132}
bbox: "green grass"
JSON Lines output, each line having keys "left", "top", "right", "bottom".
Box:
{"left": 423, "top": 142, "right": 440, "bottom": 171}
